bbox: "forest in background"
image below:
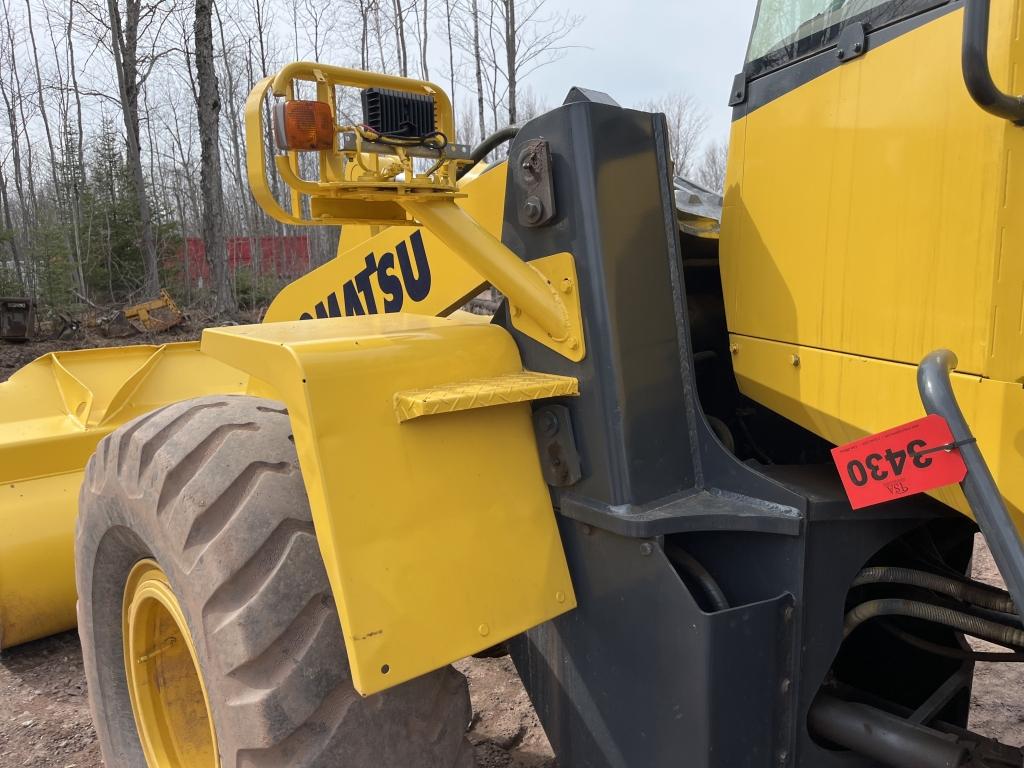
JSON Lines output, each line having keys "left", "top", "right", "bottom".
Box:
{"left": 0, "top": 0, "right": 728, "bottom": 317}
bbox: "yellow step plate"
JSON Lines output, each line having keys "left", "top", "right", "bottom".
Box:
{"left": 394, "top": 371, "right": 579, "bottom": 422}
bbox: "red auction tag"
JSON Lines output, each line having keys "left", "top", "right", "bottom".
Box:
{"left": 831, "top": 414, "right": 967, "bottom": 509}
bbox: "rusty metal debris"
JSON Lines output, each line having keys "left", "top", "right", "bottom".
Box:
{"left": 122, "top": 290, "right": 184, "bottom": 334}
{"left": 0, "top": 297, "right": 35, "bottom": 342}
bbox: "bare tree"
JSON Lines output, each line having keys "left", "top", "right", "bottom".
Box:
{"left": 697, "top": 139, "right": 728, "bottom": 194}
{"left": 300, "top": 0, "right": 338, "bottom": 60}
{"left": 392, "top": 0, "right": 408, "bottom": 75}
{"left": 442, "top": 0, "right": 455, "bottom": 104}
{"left": 355, "top": 0, "right": 371, "bottom": 69}
{"left": 456, "top": 0, "right": 579, "bottom": 130}
{"left": 502, "top": 0, "right": 514, "bottom": 122}
{"left": 105, "top": 0, "right": 167, "bottom": 296}
{"left": 515, "top": 84, "right": 545, "bottom": 122}
{"left": 416, "top": 0, "right": 428, "bottom": 79}
{"left": 0, "top": 158, "right": 24, "bottom": 286}
{"left": 638, "top": 91, "right": 709, "bottom": 176}
{"left": 470, "top": 0, "right": 485, "bottom": 138}
{"left": 0, "top": 0, "right": 31, "bottom": 288}
{"left": 194, "top": 0, "right": 234, "bottom": 311}
{"left": 25, "top": 0, "right": 88, "bottom": 295}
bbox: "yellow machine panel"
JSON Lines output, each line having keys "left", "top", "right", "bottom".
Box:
{"left": 202, "top": 314, "right": 577, "bottom": 695}
{"left": 729, "top": 335, "right": 1024, "bottom": 529}
{"left": 722, "top": 5, "right": 1024, "bottom": 380}
{"left": 721, "top": 4, "right": 1024, "bottom": 530}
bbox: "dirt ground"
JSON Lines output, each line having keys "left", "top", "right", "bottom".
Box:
{"left": 0, "top": 326, "right": 203, "bottom": 375}
{"left": 1, "top": 332, "right": 1022, "bottom": 764}
{"left": 967, "top": 539, "right": 1024, "bottom": 745}
{"left": 4, "top": 550, "right": 1019, "bottom": 768}
{"left": 0, "top": 632, "right": 553, "bottom": 768}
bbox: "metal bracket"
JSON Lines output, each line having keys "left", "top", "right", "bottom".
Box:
{"left": 729, "top": 73, "right": 748, "bottom": 106}
{"left": 340, "top": 132, "right": 471, "bottom": 160}
{"left": 514, "top": 139, "right": 556, "bottom": 228}
{"left": 533, "top": 404, "right": 582, "bottom": 487}
{"left": 836, "top": 22, "right": 867, "bottom": 63}
{"left": 507, "top": 251, "right": 587, "bottom": 362}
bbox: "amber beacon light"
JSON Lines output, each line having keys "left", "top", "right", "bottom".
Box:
{"left": 273, "top": 99, "right": 335, "bottom": 151}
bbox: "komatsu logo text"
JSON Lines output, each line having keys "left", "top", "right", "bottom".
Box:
{"left": 300, "top": 231, "right": 431, "bottom": 319}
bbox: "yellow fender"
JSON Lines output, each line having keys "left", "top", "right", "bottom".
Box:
{"left": 202, "top": 314, "right": 578, "bottom": 695}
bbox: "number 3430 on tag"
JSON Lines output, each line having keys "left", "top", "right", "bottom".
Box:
{"left": 830, "top": 414, "right": 967, "bottom": 510}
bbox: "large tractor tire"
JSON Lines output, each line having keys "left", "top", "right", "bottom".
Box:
{"left": 76, "top": 395, "right": 475, "bottom": 768}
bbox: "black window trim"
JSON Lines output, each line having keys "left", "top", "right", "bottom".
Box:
{"left": 744, "top": 0, "right": 953, "bottom": 82}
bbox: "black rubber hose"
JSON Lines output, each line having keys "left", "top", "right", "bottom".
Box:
{"left": 879, "top": 621, "right": 1024, "bottom": 662}
{"left": 469, "top": 125, "right": 519, "bottom": 165}
{"left": 665, "top": 544, "right": 730, "bottom": 612}
{"left": 853, "top": 566, "right": 1016, "bottom": 614}
{"left": 967, "top": 604, "right": 1024, "bottom": 626}
{"left": 844, "top": 598, "right": 1024, "bottom": 648}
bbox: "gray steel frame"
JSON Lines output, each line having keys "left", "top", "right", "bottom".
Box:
{"left": 494, "top": 92, "right": 977, "bottom": 768}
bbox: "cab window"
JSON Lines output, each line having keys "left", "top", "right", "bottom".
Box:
{"left": 746, "top": 0, "right": 949, "bottom": 77}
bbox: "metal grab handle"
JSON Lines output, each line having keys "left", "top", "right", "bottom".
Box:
{"left": 962, "top": 0, "right": 1024, "bottom": 124}
{"left": 918, "top": 350, "right": 1024, "bottom": 620}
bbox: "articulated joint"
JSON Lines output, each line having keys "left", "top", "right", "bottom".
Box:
{"left": 401, "top": 199, "right": 585, "bottom": 361}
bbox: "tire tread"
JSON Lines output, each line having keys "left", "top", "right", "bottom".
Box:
{"left": 77, "top": 395, "right": 474, "bottom": 768}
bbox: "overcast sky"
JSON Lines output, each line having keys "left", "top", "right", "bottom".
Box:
{"left": 522, "top": 0, "right": 761, "bottom": 144}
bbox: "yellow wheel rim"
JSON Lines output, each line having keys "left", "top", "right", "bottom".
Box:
{"left": 123, "top": 560, "right": 220, "bottom": 768}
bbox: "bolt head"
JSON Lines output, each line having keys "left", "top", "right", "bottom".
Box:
{"left": 538, "top": 409, "right": 560, "bottom": 437}
{"left": 791, "top": 354, "right": 800, "bottom": 367}
{"left": 640, "top": 542, "right": 654, "bottom": 556}
{"left": 523, "top": 195, "right": 544, "bottom": 224}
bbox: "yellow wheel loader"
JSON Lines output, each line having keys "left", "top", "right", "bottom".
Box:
{"left": 5, "top": 0, "right": 1024, "bottom": 765}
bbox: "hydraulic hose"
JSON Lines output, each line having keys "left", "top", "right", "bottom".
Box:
{"left": 844, "top": 598, "right": 1024, "bottom": 648}
{"left": 470, "top": 126, "right": 519, "bottom": 164}
{"left": 853, "top": 567, "right": 1016, "bottom": 614}
{"left": 457, "top": 126, "right": 520, "bottom": 180}
{"left": 665, "top": 544, "right": 730, "bottom": 612}
{"left": 880, "top": 621, "right": 1024, "bottom": 662}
